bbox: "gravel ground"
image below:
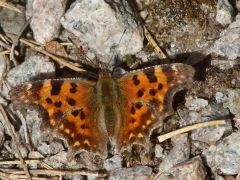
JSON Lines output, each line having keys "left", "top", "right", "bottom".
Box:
{"left": 0, "top": 0, "right": 240, "bottom": 179}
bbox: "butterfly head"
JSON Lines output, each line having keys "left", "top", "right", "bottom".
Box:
{"left": 98, "top": 69, "right": 112, "bottom": 79}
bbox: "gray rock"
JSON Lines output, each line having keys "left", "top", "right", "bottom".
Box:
{"left": 223, "top": 89, "right": 240, "bottom": 115}
{"left": 36, "top": 139, "right": 64, "bottom": 157}
{"left": 233, "top": 115, "right": 240, "bottom": 129}
{"left": 185, "top": 97, "right": 208, "bottom": 111}
{"left": 215, "top": 92, "right": 228, "bottom": 104}
{"left": 49, "top": 140, "right": 65, "bottom": 155}
{"left": 203, "top": 131, "right": 240, "bottom": 175}
{"left": 43, "top": 151, "right": 82, "bottom": 169}
{"left": 28, "top": 151, "right": 44, "bottom": 159}
{"left": 109, "top": 166, "right": 152, "bottom": 180}
{"left": 104, "top": 155, "right": 122, "bottom": 171}
{"left": 12, "top": 143, "right": 28, "bottom": 159}
{"left": 179, "top": 103, "right": 229, "bottom": 126}
{"left": 156, "top": 156, "right": 207, "bottom": 180}
{"left": 216, "top": 0, "right": 234, "bottom": 26}
{"left": 28, "top": 151, "right": 44, "bottom": 169}
{"left": 202, "top": 145, "right": 217, "bottom": 168}
{"left": 158, "top": 133, "right": 190, "bottom": 173}
{"left": 72, "top": 175, "right": 84, "bottom": 180}
{"left": 178, "top": 104, "right": 232, "bottom": 143}
{"left": 214, "top": 175, "right": 225, "bottom": 180}
{"left": 215, "top": 131, "right": 240, "bottom": 175}
{"left": 208, "top": 28, "right": 240, "bottom": 60}
{"left": 37, "top": 142, "right": 50, "bottom": 156}
{"left": 75, "top": 152, "right": 104, "bottom": 170}
{"left": 6, "top": 55, "right": 55, "bottom": 86}
{"left": 190, "top": 119, "right": 232, "bottom": 142}
{"left": 155, "top": 144, "right": 164, "bottom": 158}
{"left": 60, "top": 0, "right": 143, "bottom": 65}
{"left": 0, "top": 3, "right": 26, "bottom": 34}
{"left": 27, "top": 0, "right": 67, "bottom": 44}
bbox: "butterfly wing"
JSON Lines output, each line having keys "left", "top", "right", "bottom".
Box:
{"left": 9, "top": 79, "right": 108, "bottom": 157}
{"left": 116, "top": 63, "right": 194, "bottom": 152}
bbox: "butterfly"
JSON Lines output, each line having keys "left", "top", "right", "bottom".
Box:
{"left": 9, "top": 63, "right": 194, "bottom": 158}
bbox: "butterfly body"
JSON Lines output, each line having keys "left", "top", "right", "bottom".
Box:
{"left": 9, "top": 63, "right": 194, "bottom": 158}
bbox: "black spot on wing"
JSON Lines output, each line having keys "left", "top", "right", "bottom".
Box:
{"left": 131, "top": 106, "right": 135, "bottom": 114}
{"left": 80, "top": 110, "right": 85, "bottom": 120}
{"left": 143, "top": 68, "right": 157, "bottom": 83}
{"left": 158, "top": 83, "right": 163, "bottom": 90}
{"left": 70, "top": 82, "right": 77, "bottom": 93}
{"left": 54, "top": 101, "right": 62, "bottom": 108}
{"left": 132, "top": 74, "right": 140, "bottom": 85}
{"left": 149, "top": 89, "right": 157, "bottom": 96}
{"left": 46, "top": 98, "right": 52, "bottom": 104}
{"left": 71, "top": 109, "right": 79, "bottom": 117}
{"left": 81, "top": 124, "right": 86, "bottom": 129}
{"left": 51, "top": 81, "right": 63, "bottom": 95}
{"left": 137, "top": 90, "right": 144, "bottom": 98}
{"left": 131, "top": 118, "right": 136, "bottom": 123}
{"left": 135, "top": 102, "right": 143, "bottom": 109}
{"left": 68, "top": 98, "right": 76, "bottom": 106}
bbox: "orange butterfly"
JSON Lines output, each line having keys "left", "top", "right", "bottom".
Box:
{"left": 9, "top": 63, "right": 194, "bottom": 158}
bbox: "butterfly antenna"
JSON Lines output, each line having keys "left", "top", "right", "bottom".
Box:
{"left": 107, "top": 27, "right": 127, "bottom": 68}
{"left": 68, "top": 31, "right": 116, "bottom": 69}
{"left": 122, "top": 25, "right": 139, "bottom": 57}
{"left": 68, "top": 37, "right": 98, "bottom": 68}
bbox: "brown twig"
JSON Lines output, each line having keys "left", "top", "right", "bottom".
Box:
{"left": 6, "top": 33, "right": 98, "bottom": 79}
{"left": 0, "top": 168, "right": 107, "bottom": 178}
{"left": 158, "top": 120, "right": 226, "bottom": 142}
{"left": 0, "top": 105, "right": 32, "bottom": 180}
{"left": 128, "top": 0, "right": 167, "bottom": 59}
{"left": 0, "top": 40, "right": 19, "bottom": 56}
{"left": 0, "top": 48, "right": 8, "bottom": 93}
{"left": 10, "top": 18, "right": 32, "bottom": 66}
{"left": 0, "top": 1, "right": 22, "bottom": 13}
{"left": 0, "top": 50, "right": 10, "bottom": 56}
{"left": 0, "top": 171, "right": 56, "bottom": 180}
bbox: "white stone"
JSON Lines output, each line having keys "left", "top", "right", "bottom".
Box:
{"left": 215, "top": 131, "right": 240, "bottom": 174}
{"left": 61, "top": 0, "right": 143, "bottom": 65}
{"left": 216, "top": 0, "right": 234, "bottom": 26}
{"left": 185, "top": 97, "right": 208, "bottom": 111}
{"left": 27, "top": 0, "right": 67, "bottom": 44}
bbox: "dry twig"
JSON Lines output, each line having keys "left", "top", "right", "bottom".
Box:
{"left": 0, "top": 50, "right": 10, "bottom": 56}
{"left": 0, "top": 47, "right": 8, "bottom": 92}
{"left": 10, "top": 18, "right": 31, "bottom": 66}
{"left": 0, "top": 1, "right": 22, "bottom": 13}
{"left": 0, "top": 105, "right": 32, "bottom": 180}
{"left": 128, "top": 0, "right": 167, "bottom": 59}
{"left": 6, "top": 33, "right": 98, "bottom": 79}
{"left": 158, "top": 120, "right": 226, "bottom": 142}
{"left": 0, "top": 168, "right": 107, "bottom": 178}
{"left": 0, "top": 40, "right": 19, "bottom": 56}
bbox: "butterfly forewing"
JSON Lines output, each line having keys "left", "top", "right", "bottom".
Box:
{"left": 116, "top": 63, "right": 194, "bottom": 152}
{"left": 9, "top": 79, "right": 108, "bottom": 156}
